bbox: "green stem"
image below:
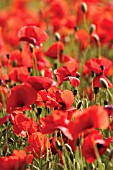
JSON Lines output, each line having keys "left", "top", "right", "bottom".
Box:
{"left": 107, "top": 88, "right": 113, "bottom": 103}
{"left": 32, "top": 48, "right": 39, "bottom": 76}
{"left": 97, "top": 41, "right": 101, "bottom": 59}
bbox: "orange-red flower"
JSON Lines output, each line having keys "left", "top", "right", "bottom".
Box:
{"left": 18, "top": 26, "right": 49, "bottom": 47}
{"left": 54, "top": 60, "right": 80, "bottom": 87}
{"left": 26, "top": 76, "right": 53, "bottom": 91}
{"left": 25, "top": 132, "right": 50, "bottom": 158}
{"left": 82, "top": 129, "right": 113, "bottom": 163}
{"left": 6, "top": 83, "right": 37, "bottom": 113}
{"left": 13, "top": 113, "right": 38, "bottom": 137}
{"left": 39, "top": 110, "right": 70, "bottom": 134}
{"left": 62, "top": 106, "right": 109, "bottom": 140}
{"left": 45, "top": 41, "right": 64, "bottom": 59}
{"left": 0, "top": 150, "right": 33, "bottom": 170}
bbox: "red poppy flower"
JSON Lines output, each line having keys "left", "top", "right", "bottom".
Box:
{"left": 44, "top": 68, "right": 54, "bottom": 80}
{"left": 26, "top": 76, "right": 52, "bottom": 91}
{"left": 63, "top": 105, "right": 109, "bottom": 140}
{"left": 25, "top": 132, "right": 50, "bottom": 158}
{"left": 37, "top": 86, "right": 75, "bottom": 111}
{"left": 35, "top": 48, "right": 51, "bottom": 71}
{"left": 50, "top": 0, "right": 68, "bottom": 19}
{"left": 93, "top": 8, "right": 113, "bottom": 45}
{"left": 104, "top": 105, "right": 113, "bottom": 117}
{"left": 0, "top": 150, "right": 33, "bottom": 170}
{"left": 13, "top": 113, "right": 38, "bottom": 137}
{"left": 45, "top": 41, "right": 64, "bottom": 59}
{"left": 6, "top": 83, "right": 37, "bottom": 113}
{"left": 18, "top": 26, "right": 49, "bottom": 47}
{"left": 0, "top": 114, "right": 9, "bottom": 125}
{"left": 60, "top": 54, "right": 74, "bottom": 63}
{"left": 10, "top": 50, "right": 23, "bottom": 67}
{"left": 64, "top": 15, "right": 76, "bottom": 29}
{"left": 21, "top": 44, "right": 33, "bottom": 67}
{"left": 0, "top": 27, "right": 7, "bottom": 55}
{"left": 39, "top": 110, "right": 70, "bottom": 135}
{"left": 85, "top": 57, "right": 112, "bottom": 76}
{"left": 50, "top": 137, "right": 62, "bottom": 156}
{"left": 60, "top": 90, "right": 75, "bottom": 109}
{"left": 54, "top": 60, "right": 80, "bottom": 87}
{"left": 93, "top": 74, "right": 112, "bottom": 88}
{"left": 9, "top": 67, "right": 29, "bottom": 82}
{"left": 82, "top": 129, "right": 113, "bottom": 163}
{"left": 75, "top": 29, "right": 89, "bottom": 50}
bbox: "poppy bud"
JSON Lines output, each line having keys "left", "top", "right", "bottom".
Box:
{"left": 56, "top": 163, "right": 64, "bottom": 170}
{"left": 81, "top": 2, "right": 87, "bottom": 13}
{"left": 92, "top": 33, "right": 100, "bottom": 43}
{"left": 64, "top": 143, "right": 73, "bottom": 153}
{"left": 55, "top": 32, "right": 61, "bottom": 41}
{"left": 77, "top": 101, "right": 82, "bottom": 110}
{"left": 56, "top": 140, "right": 62, "bottom": 151}
{"left": 28, "top": 67, "right": 32, "bottom": 73}
{"left": 8, "top": 138, "right": 15, "bottom": 144}
{"left": 100, "top": 78, "right": 108, "bottom": 89}
{"left": 89, "top": 24, "right": 96, "bottom": 34}
{"left": 29, "top": 45, "right": 34, "bottom": 53}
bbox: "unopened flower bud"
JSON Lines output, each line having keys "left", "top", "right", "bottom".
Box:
{"left": 100, "top": 78, "right": 108, "bottom": 89}
{"left": 77, "top": 101, "right": 82, "bottom": 109}
{"left": 81, "top": 2, "right": 87, "bottom": 13}
{"left": 56, "top": 140, "right": 62, "bottom": 151}
{"left": 64, "top": 143, "right": 72, "bottom": 153}
{"left": 89, "top": 24, "right": 96, "bottom": 34}
{"left": 29, "top": 45, "right": 34, "bottom": 53}
{"left": 92, "top": 33, "right": 100, "bottom": 42}
{"left": 55, "top": 32, "right": 61, "bottom": 41}
{"left": 56, "top": 163, "right": 64, "bottom": 170}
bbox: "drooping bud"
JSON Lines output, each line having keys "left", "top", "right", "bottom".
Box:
{"left": 100, "top": 78, "right": 108, "bottom": 89}
{"left": 81, "top": 2, "right": 87, "bottom": 13}
{"left": 92, "top": 33, "right": 100, "bottom": 43}
{"left": 77, "top": 101, "right": 82, "bottom": 110}
{"left": 89, "top": 24, "right": 96, "bottom": 34}
{"left": 55, "top": 32, "right": 61, "bottom": 41}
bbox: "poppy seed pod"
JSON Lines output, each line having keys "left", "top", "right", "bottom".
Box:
{"left": 89, "top": 24, "right": 96, "bottom": 35}
{"left": 92, "top": 33, "right": 100, "bottom": 43}
{"left": 100, "top": 78, "right": 108, "bottom": 89}
{"left": 81, "top": 2, "right": 87, "bottom": 13}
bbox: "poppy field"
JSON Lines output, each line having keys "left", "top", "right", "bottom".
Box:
{"left": 1, "top": 0, "right": 113, "bottom": 169}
